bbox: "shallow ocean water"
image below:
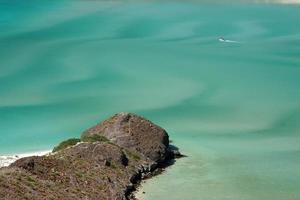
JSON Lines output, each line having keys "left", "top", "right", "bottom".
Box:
{"left": 0, "top": 0, "right": 300, "bottom": 199}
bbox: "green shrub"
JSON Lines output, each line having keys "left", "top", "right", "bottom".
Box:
{"left": 26, "top": 176, "right": 35, "bottom": 183}
{"left": 52, "top": 138, "right": 81, "bottom": 152}
{"left": 124, "top": 149, "right": 140, "bottom": 161}
{"left": 81, "top": 134, "right": 109, "bottom": 143}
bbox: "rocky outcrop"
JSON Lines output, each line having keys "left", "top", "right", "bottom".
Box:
{"left": 0, "top": 113, "right": 182, "bottom": 200}
{"left": 82, "top": 112, "right": 170, "bottom": 164}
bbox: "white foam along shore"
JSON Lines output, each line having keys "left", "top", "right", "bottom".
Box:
{"left": 0, "top": 150, "right": 51, "bottom": 168}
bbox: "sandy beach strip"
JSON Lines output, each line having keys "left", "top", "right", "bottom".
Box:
{"left": 255, "top": 0, "right": 300, "bottom": 3}
{"left": 0, "top": 150, "right": 51, "bottom": 168}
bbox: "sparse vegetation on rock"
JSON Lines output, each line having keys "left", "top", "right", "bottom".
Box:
{"left": 81, "top": 134, "right": 109, "bottom": 143}
{"left": 52, "top": 138, "right": 80, "bottom": 152}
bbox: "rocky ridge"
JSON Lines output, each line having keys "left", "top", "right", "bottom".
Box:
{"left": 0, "top": 113, "right": 182, "bottom": 200}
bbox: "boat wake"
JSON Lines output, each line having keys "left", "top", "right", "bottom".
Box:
{"left": 218, "top": 37, "right": 240, "bottom": 43}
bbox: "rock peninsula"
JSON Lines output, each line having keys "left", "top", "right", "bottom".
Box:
{"left": 0, "top": 112, "right": 182, "bottom": 200}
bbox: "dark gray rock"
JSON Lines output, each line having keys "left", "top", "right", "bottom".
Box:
{"left": 82, "top": 112, "right": 170, "bottom": 163}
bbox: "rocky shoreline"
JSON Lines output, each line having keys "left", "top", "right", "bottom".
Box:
{"left": 0, "top": 112, "right": 183, "bottom": 200}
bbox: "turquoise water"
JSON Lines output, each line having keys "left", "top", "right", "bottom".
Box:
{"left": 1, "top": 0, "right": 300, "bottom": 199}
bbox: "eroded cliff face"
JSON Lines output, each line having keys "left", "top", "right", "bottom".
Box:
{"left": 0, "top": 113, "right": 182, "bottom": 200}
